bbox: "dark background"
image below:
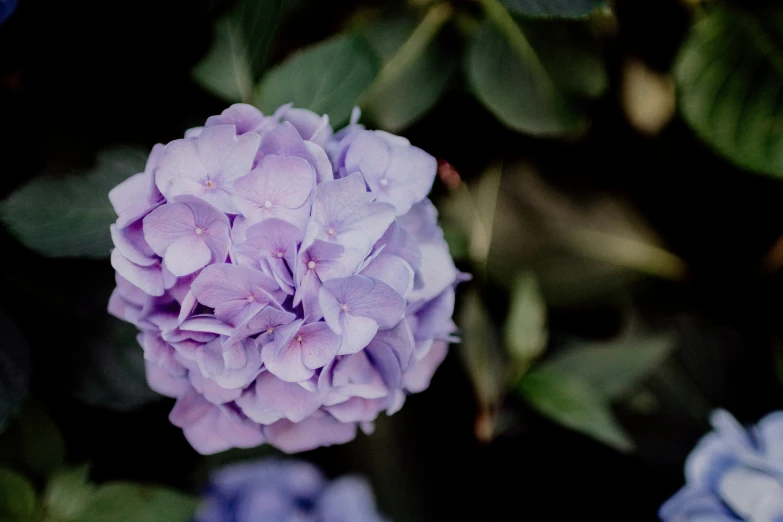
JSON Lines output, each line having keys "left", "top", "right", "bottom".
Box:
{"left": 3, "top": 0, "right": 783, "bottom": 519}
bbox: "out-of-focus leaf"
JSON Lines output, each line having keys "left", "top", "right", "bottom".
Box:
{"left": 501, "top": 0, "right": 606, "bottom": 18}
{"left": 192, "top": 0, "right": 281, "bottom": 102}
{"left": 519, "top": 368, "right": 634, "bottom": 451}
{"left": 255, "top": 34, "right": 379, "bottom": 127}
{"left": 0, "top": 311, "right": 29, "bottom": 432}
{"left": 458, "top": 289, "right": 508, "bottom": 441}
{"left": 466, "top": 21, "right": 584, "bottom": 135}
{"left": 73, "top": 319, "right": 159, "bottom": 411}
{"left": 675, "top": 5, "right": 783, "bottom": 177}
{"left": 0, "top": 468, "right": 36, "bottom": 520}
{"left": 541, "top": 334, "right": 676, "bottom": 399}
{"left": 43, "top": 466, "right": 93, "bottom": 522}
{"left": 1, "top": 148, "right": 147, "bottom": 258}
{"left": 361, "top": 7, "right": 456, "bottom": 131}
{"left": 0, "top": 402, "right": 65, "bottom": 480}
{"left": 504, "top": 271, "right": 547, "bottom": 374}
{"left": 622, "top": 57, "right": 675, "bottom": 135}
{"left": 74, "top": 483, "right": 199, "bottom": 522}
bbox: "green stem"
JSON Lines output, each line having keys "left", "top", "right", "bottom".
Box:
{"left": 475, "top": 0, "right": 555, "bottom": 89}
{"left": 364, "top": 3, "right": 453, "bottom": 99}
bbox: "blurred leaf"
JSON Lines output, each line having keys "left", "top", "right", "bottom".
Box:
{"left": 73, "top": 319, "right": 159, "bottom": 411}
{"left": 0, "top": 468, "right": 36, "bottom": 520}
{"left": 501, "top": 0, "right": 606, "bottom": 18}
{"left": 0, "top": 311, "right": 29, "bottom": 432}
{"left": 504, "top": 271, "right": 547, "bottom": 374}
{"left": 255, "top": 34, "right": 379, "bottom": 127}
{"left": 361, "top": 6, "right": 456, "bottom": 131}
{"left": 622, "top": 57, "right": 675, "bottom": 135}
{"left": 1, "top": 148, "right": 147, "bottom": 258}
{"left": 519, "top": 369, "right": 634, "bottom": 451}
{"left": 466, "top": 20, "right": 583, "bottom": 134}
{"left": 458, "top": 289, "right": 508, "bottom": 441}
{"left": 0, "top": 402, "right": 65, "bottom": 480}
{"left": 43, "top": 466, "right": 93, "bottom": 522}
{"left": 74, "top": 483, "right": 198, "bottom": 522}
{"left": 675, "top": 5, "right": 783, "bottom": 177}
{"left": 192, "top": 0, "right": 281, "bottom": 102}
{"left": 541, "top": 334, "right": 676, "bottom": 399}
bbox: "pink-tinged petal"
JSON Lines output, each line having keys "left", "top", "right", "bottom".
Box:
{"left": 293, "top": 269, "right": 323, "bottom": 321}
{"left": 360, "top": 254, "right": 414, "bottom": 298}
{"left": 246, "top": 307, "right": 297, "bottom": 333}
{"left": 163, "top": 234, "right": 212, "bottom": 276}
{"left": 191, "top": 264, "right": 281, "bottom": 325}
{"left": 329, "top": 352, "right": 388, "bottom": 400}
{"left": 370, "top": 318, "right": 415, "bottom": 372}
{"left": 188, "top": 369, "right": 242, "bottom": 404}
{"left": 319, "top": 276, "right": 405, "bottom": 332}
{"left": 264, "top": 414, "right": 357, "bottom": 454}
{"left": 298, "top": 322, "right": 340, "bottom": 369}
{"left": 205, "top": 104, "right": 265, "bottom": 134}
{"left": 327, "top": 396, "right": 388, "bottom": 423}
{"left": 365, "top": 341, "right": 402, "bottom": 390}
{"left": 110, "top": 249, "right": 164, "bottom": 296}
{"left": 142, "top": 202, "right": 196, "bottom": 255}
{"left": 145, "top": 361, "right": 189, "bottom": 398}
{"left": 257, "top": 121, "right": 312, "bottom": 161}
{"left": 236, "top": 371, "right": 322, "bottom": 424}
{"left": 283, "top": 108, "right": 333, "bottom": 147}
{"left": 179, "top": 315, "right": 235, "bottom": 336}
{"left": 177, "top": 290, "right": 197, "bottom": 323}
{"left": 155, "top": 140, "right": 208, "bottom": 198}
{"left": 374, "top": 220, "right": 422, "bottom": 274}
{"left": 304, "top": 141, "right": 334, "bottom": 183}
{"left": 407, "top": 243, "right": 458, "bottom": 303}
{"left": 294, "top": 239, "right": 345, "bottom": 287}
{"left": 138, "top": 332, "right": 185, "bottom": 377}
{"left": 338, "top": 315, "right": 378, "bottom": 356}
{"left": 196, "top": 125, "right": 261, "bottom": 184}
{"left": 260, "top": 320, "right": 313, "bottom": 383}
{"left": 403, "top": 340, "right": 448, "bottom": 393}
{"left": 194, "top": 337, "right": 263, "bottom": 389}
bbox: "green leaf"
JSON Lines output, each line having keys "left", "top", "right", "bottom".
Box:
{"left": 1, "top": 147, "right": 147, "bottom": 258}
{"left": 43, "top": 466, "right": 94, "bottom": 521}
{"left": 255, "top": 34, "right": 380, "bottom": 127}
{"left": 0, "top": 311, "right": 29, "bottom": 432}
{"left": 501, "top": 0, "right": 606, "bottom": 18}
{"left": 675, "top": 5, "right": 783, "bottom": 177}
{"left": 192, "top": 0, "right": 282, "bottom": 102}
{"left": 0, "top": 402, "right": 65, "bottom": 480}
{"left": 504, "top": 271, "right": 547, "bottom": 373}
{"left": 74, "top": 483, "right": 199, "bottom": 522}
{"left": 73, "top": 319, "right": 160, "bottom": 411}
{"left": 361, "top": 7, "right": 456, "bottom": 131}
{"left": 519, "top": 369, "right": 634, "bottom": 451}
{"left": 541, "top": 334, "right": 676, "bottom": 398}
{"left": 0, "top": 468, "right": 36, "bottom": 520}
{"left": 465, "top": 20, "right": 584, "bottom": 135}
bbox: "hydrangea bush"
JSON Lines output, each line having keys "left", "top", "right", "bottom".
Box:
{"left": 195, "top": 459, "right": 387, "bottom": 522}
{"left": 660, "top": 409, "right": 783, "bottom": 521}
{"left": 107, "top": 103, "right": 465, "bottom": 454}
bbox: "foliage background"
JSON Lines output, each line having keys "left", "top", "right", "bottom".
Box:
{"left": 3, "top": 0, "right": 783, "bottom": 520}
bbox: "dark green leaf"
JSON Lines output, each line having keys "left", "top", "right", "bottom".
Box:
{"left": 466, "top": 21, "right": 584, "bottom": 135}
{"left": 0, "top": 311, "right": 29, "bottom": 432}
{"left": 1, "top": 148, "right": 147, "bottom": 258}
{"left": 361, "top": 10, "right": 456, "bottom": 131}
{"left": 192, "top": 0, "right": 282, "bottom": 102}
{"left": 675, "top": 5, "right": 783, "bottom": 177}
{"left": 43, "top": 466, "right": 93, "bottom": 521}
{"left": 540, "top": 334, "right": 676, "bottom": 398}
{"left": 73, "top": 319, "right": 160, "bottom": 411}
{"left": 501, "top": 0, "right": 606, "bottom": 19}
{"left": 504, "top": 271, "right": 547, "bottom": 373}
{"left": 74, "top": 483, "right": 199, "bottom": 522}
{"left": 519, "top": 369, "right": 634, "bottom": 451}
{"left": 0, "top": 468, "right": 36, "bottom": 520}
{"left": 255, "top": 34, "right": 380, "bottom": 127}
{"left": 0, "top": 402, "right": 65, "bottom": 480}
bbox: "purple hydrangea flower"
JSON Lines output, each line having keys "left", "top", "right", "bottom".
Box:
{"left": 195, "top": 459, "right": 387, "bottom": 522}
{"left": 659, "top": 409, "right": 783, "bottom": 521}
{"left": 107, "top": 103, "right": 466, "bottom": 454}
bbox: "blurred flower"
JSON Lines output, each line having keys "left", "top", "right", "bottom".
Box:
{"left": 660, "top": 409, "right": 783, "bottom": 521}
{"left": 107, "top": 103, "right": 466, "bottom": 454}
{"left": 195, "top": 459, "right": 387, "bottom": 522}
{"left": 0, "top": 0, "right": 17, "bottom": 25}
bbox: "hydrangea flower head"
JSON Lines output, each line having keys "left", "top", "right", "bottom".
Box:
{"left": 108, "top": 103, "right": 466, "bottom": 454}
{"left": 660, "top": 409, "right": 783, "bottom": 521}
{"left": 195, "top": 459, "right": 387, "bottom": 522}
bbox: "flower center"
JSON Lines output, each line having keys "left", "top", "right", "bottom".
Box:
{"left": 266, "top": 327, "right": 275, "bottom": 333}
{"left": 307, "top": 261, "right": 316, "bottom": 270}
{"left": 195, "top": 227, "right": 203, "bottom": 235}
{"left": 263, "top": 200, "right": 273, "bottom": 209}
{"left": 340, "top": 303, "right": 349, "bottom": 312}
{"left": 275, "top": 251, "right": 284, "bottom": 258}
{"left": 379, "top": 178, "right": 389, "bottom": 187}
{"left": 327, "top": 227, "right": 336, "bottom": 237}
{"left": 205, "top": 180, "right": 216, "bottom": 189}
{"left": 296, "top": 335, "right": 303, "bottom": 342}
{"left": 246, "top": 295, "right": 255, "bottom": 303}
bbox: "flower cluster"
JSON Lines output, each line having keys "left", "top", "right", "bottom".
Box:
{"left": 108, "top": 103, "right": 465, "bottom": 454}
{"left": 195, "top": 459, "right": 387, "bottom": 522}
{"left": 660, "top": 409, "right": 783, "bottom": 521}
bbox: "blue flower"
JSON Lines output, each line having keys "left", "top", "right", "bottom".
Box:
{"left": 660, "top": 409, "right": 783, "bottom": 521}
{"left": 195, "top": 459, "right": 388, "bottom": 522}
